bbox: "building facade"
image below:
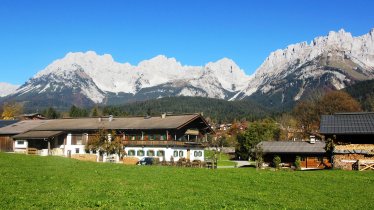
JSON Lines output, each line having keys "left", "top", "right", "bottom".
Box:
{"left": 9, "top": 114, "right": 212, "bottom": 162}
{"left": 320, "top": 113, "right": 374, "bottom": 170}
{"left": 258, "top": 140, "right": 330, "bottom": 169}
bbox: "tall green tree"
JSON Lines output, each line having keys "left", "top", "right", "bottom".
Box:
{"left": 236, "top": 119, "right": 280, "bottom": 160}
{"left": 69, "top": 105, "right": 89, "bottom": 118}
{"left": 42, "top": 107, "right": 60, "bottom": 119}
{"left": 91, "top": 107, "right": 99, "bottom": 117}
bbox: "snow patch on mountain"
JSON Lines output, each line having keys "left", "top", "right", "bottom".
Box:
{"left": 0, "top": 82, "right": 20, "bottom": 97}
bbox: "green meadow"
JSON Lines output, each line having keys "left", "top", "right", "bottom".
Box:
{"left": 0, "top": 153, "right": 373, "bottom": 209}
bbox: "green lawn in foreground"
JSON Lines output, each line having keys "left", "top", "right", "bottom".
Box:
{"left": 0, "top": 153, "right": 373, "bottom": 209}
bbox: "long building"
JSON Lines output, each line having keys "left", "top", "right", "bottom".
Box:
{"left": 1, "top": 114, "right": 213, "bottom": 162}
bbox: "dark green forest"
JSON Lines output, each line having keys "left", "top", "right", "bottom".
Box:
{"left": 344, "top": 79, "right": 374, "bottom": 111}
{"left": 39, "top": 96, "right": 270, "bottom": 123}
{"left": 101, "top": 96, "right": 270, "bottom": 122}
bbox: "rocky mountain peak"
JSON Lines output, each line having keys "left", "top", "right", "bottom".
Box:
{"left": 1, "top": 29, "right": 374, "bottom": 111}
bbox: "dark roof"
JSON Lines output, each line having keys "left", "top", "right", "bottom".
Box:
{"left": 258, "top": 141, "right": 326, "bottom": 154}
{"left": 0, "top": 120, "right": 19, "bottom": 128}
{"left": 30, "top": 114, "right": 212, "bottom": 132}
{"left": 320, "top": 113, "right": 374, "bottom": 135}
{"left": 13, "top": 131, "right": 64, "bottom": 140}
{"left": 0, "top": 120, "right": 49, "bottom": 135}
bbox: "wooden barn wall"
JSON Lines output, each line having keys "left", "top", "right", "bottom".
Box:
{"left": 0, "top": 135, "right": 13, "bottom": 152}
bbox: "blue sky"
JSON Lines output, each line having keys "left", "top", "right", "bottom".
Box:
{"left": 1, "top": 0, "right": 373, "bottom": 85}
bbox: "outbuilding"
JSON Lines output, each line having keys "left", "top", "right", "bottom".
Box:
{"left": 257, "top": 140, "right": 330, "bottom": 169}
{"left": 320, "top": 112, "right": 374, "bottom": 170}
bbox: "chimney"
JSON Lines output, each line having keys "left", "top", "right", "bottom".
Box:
{"left": 98, "top": 117, "right": 102, "bottom": 122}
{"left": 161, "top": 113, "right": 166, "bottom": 119}
{"left": 109, "top": 115, "right": 113, "bottom": 122}
{"left": 309, "top": 135, "right": 315, "bottom": 144}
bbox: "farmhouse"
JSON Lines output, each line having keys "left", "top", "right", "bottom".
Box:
{"left": 257, "top": 140, "right": 331, "bottom": 169}
{"left": 8, "top": 114, "right": 213, "bottom": 162}
{"left": 0, "top": 120, "right": 49, "bottom": 152}
{"left": 320, "top": 112, "right": 374, "bottom": 170}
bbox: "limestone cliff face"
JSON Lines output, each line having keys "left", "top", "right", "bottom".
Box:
{"left": 238, "top": 29, "right": 374, "bottom": 108}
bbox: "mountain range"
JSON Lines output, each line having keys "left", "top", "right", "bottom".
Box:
{"left": 1, "top": 28, "right": 373, "bottom": 110}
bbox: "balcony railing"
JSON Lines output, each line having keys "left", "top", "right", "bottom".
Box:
{"left": 123, "top": 140, "right": 205, "bottom": 147}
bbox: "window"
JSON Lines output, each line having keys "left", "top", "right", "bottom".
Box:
{"left": 131, "top": 135, "right": 136, "bottom": 141}
{"left": 194, "top": 151, "right": 203, "bottom": 157}
{"left": 147, "top": 150, "right": 155, "bottom": 156}
{"left": 149, "top": 134, "right": 155, "bottom": 141}
{"left": 157, "top": 150, "right": 165, "bottom": 157}
{"left": 17, "top": 140, "right": 25, "bottom": 145}
{"left": 75, "top": 148, "right": 80, "bottom": 154}
{"left": 82, "top": 133, "right": 88, "bottom": 145}
{"left": 76, "top": 135, "right": 83, "bottom": 145}
{"left": 160, "top": 135, "right": 166, "bottom": 141}
{"left": 137, "top": 150, "right": 145, "bottom": 156}
{"left": 173, "top": 151, "right": 178, "bottom": 157}
{"left": 179, "top": 151, "right": 184, "bottom": 157}
{"left": 300, "top": 157, "right": 306, "bottom": 161}
{"left": 128, "top": 150, "right": 135, "bottom": 156}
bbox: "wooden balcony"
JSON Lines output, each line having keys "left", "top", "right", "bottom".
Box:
{"left": 123, "top": 140, "right": 205, "bottom": 147}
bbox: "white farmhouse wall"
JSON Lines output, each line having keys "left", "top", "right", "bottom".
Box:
{"left": 63, "top": 133, "right": 86, "bottom": 156}
{"left": 124, "top": 147, "right": 205, "bottom": 161}
{"left": 14, "top": 139, "right": 28, "bottom": 153}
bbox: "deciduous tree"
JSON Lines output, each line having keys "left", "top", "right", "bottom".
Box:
{"left": 1, "top": 102, "right": 23, "bottom": 120}
{"left": 236, "top": 119, "right": 280, "bottom": 160}
{"left": 293, "top": 91, "right": 361, "bottom": 135}
{"left": 86, "top": 129, "right": 125, "bottom": 161}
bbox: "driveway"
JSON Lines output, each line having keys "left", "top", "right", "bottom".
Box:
{"left": 233, "top": 160, "right": 252, "bottom": 167}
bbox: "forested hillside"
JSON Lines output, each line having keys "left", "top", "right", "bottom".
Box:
{"left": 103, "top": 96, "right": 270, "bottom": 122}
{"left": 344, "top": 79, "right": 374, "bottom": 111}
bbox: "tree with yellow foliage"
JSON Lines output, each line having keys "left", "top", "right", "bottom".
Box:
{"left": 1, "top": 102, "right": 23, "bottom": 120}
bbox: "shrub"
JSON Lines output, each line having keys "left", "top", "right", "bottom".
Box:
{"left": 273, "top": 156, "right": 281, "bottom": 170}
{"left": 152, "top": 157, "right": 160, "bottom": 165}
{"left": 295, "top": 156, "right": 301, "bottom": 170}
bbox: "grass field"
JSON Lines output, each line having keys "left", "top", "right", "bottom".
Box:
{"left": 0, "top": 153, "right": 373, "bottom": 209}
{"left": 205, "top": 150, "right": 237, "bottom": 167}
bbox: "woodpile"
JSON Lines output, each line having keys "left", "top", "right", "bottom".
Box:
{"left": 71, "top": 154, "right": 97, "bottom": 162}
{"left": 334, "top": 153, "right": 374, "bottom": 170}
{"left": 122, "top": 157, "right": 139, "bottom": 165}
{"left": 335, "top": 144, "right": 374, "bottom": 151}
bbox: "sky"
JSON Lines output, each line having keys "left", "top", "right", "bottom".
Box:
{"left": 1, "top": 0, "right": 374, "bottom": 85}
